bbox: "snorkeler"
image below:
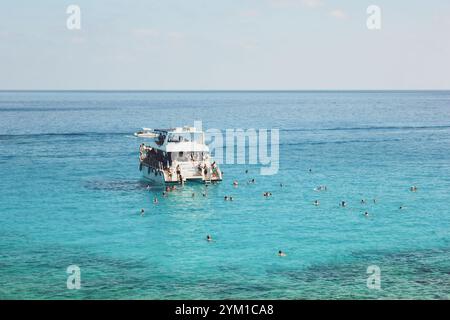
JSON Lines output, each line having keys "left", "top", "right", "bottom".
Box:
{"left": 278, "top": 250, "right": 286, "bottom": 257}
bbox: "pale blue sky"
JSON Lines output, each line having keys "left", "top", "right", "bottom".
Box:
{"left": 0, "top": 0, "right": 449, "bottom": 90}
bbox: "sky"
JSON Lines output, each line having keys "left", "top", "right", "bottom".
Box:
{"left": 0, "top": 0, "right": 449, "bottom": 90}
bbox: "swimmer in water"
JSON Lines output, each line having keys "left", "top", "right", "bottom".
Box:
{"left": 410, "top": 186, "right": 417, "bottom": 192}
{"left": 206, "top": 234, "right": 212, "bottom": 242}
{"left": 162, "top": 191, "right": 167, "bottom": 197}
{"left": 278, "top": 250, "right": 286, "bottom": 257}
{"left": 340, "top": 201, "right": 346, "bottom": 207}
{"left": 153, "top": 197, "right": 158, "bottom": 204}
{"left": 361, "top": 199, "right": 366, "bottom": 204}
{"left": 364, "top": 211, "right": 369, "bottom": 217}
{"left": 245, "top": 169, "right": 248, "bottom": 174}
{"left": 192, "top": 193, "right": 195, "bottom": 198}
{"left": 373, "top": 199, "right": 377, "bottom": 204}
{"left": 229, "top": 196, "right": 233, "bottom": 201}
{"left": 224, "top": 196, "right": 228, "bottom": 201}
{"left": 233, "top": 180, "right": 238, "bottom": 186}
{"left": 202, "top": 192, "right": 207, "bottom": 197}
{"left": 314, "top": 200, "right": 320, "bottom": 206}
{"left": 140, "top": 208, "right": 145, "bottom": 216}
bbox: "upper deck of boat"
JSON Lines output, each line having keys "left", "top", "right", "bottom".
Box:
{"left": 135, "top": 127, "right": 209, "bottom": 152}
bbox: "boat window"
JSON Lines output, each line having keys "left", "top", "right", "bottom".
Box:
{"left": 167, "top": 132, "right": 203, "bottom": 143}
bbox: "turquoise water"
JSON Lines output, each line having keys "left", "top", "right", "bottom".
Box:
{"left": 0, "top": 91, "right": 450, "bottom": 299}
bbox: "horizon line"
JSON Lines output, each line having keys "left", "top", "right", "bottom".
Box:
{"left": 1, "top": 89, "right": 450, "bottom": 93}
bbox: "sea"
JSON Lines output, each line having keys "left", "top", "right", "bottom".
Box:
{"left": 0, "top": 90, "right": 449, "bottom": 299}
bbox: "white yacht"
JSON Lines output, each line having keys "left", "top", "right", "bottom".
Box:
{"left": 135, "top": 126, "right": 223, "bottom": 184}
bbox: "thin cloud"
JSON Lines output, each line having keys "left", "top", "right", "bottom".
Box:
{"left": 302, "top": 0, "right": 323, "bottom": 8}
{"left": 132, "top": 28, "right": 161, "bottom": 38}
{"left": 70, "top": 36, "right": 86, "bottom": 44}
{"left": 329, "top": 9, "right": 348, "bottom": 20}
{"left": 270, "top": 0, "right": 323, "bottom": 9}
{"left": 238, "top": 9, "right": 260, "bottom": 18}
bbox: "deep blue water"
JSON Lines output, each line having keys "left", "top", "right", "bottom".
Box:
{"left": 0, "top": 91, "right": 450, "bottom": 299}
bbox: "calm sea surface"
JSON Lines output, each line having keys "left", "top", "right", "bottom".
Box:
{"left": 0, "top": 91, "right": 449, "bottom": 299}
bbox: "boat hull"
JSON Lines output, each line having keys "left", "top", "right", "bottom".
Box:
{"left": 141, "top": 164, "right": 166, "bottom": 184}
{"left": 140, "top": 163, "right": 222, "bottom": 185}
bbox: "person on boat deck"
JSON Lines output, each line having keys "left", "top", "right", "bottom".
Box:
{"left": 176, "top": 164, "right": 181, "bottom": 179}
